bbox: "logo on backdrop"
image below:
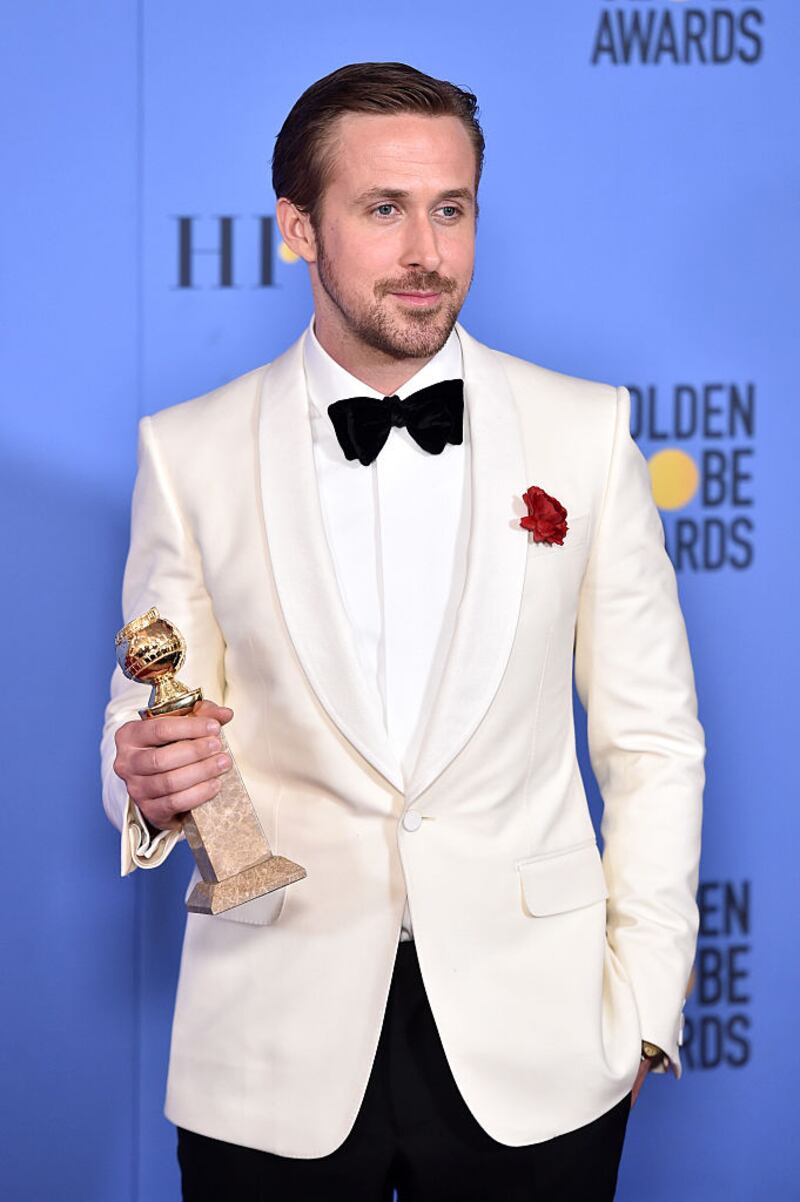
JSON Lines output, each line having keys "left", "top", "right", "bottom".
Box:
{"left": 173, "top": 216, "right": 300, "bottom": 288}
{"left": 681, "top": 879, "right": 752, "bottom": 1069}
{"left": 629, "top": 381, "right": 755, "bottom": 571}
{"left": 591, "top": 1, "right": 764, "bottom": 65}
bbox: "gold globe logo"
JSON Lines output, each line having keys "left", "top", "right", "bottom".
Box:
{"left": 278, "top": 241, "right": 300, "bottom": 264}
{"left": 647, "top": 448, "right": 699, "bottom": 511}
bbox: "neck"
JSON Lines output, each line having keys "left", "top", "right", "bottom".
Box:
{"left": 312, "top": 309, "right": 438, "bottom": 396}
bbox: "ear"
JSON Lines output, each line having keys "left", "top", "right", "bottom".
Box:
{"left": 276, "top": 198, "right": 317, "bottom": 264}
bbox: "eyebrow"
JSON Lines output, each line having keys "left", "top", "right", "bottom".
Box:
{"left": 352, "top": 186, "right": 475, "bottom": 206}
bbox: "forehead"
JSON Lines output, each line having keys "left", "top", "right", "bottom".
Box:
{"left": 324, "top": 111, "right": 476, "bottom": 194}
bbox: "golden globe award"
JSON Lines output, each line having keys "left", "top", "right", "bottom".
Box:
{"left": 115, "top": 607, "right": 306, "bottom": 915}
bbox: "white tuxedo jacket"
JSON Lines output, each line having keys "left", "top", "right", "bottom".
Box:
{"left": 100, "top": 323, "right": 704, "bottom": 1157}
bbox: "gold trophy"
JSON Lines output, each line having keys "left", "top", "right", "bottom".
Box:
{"left": 115, "top": 607, "right": 306, "bottom": 915}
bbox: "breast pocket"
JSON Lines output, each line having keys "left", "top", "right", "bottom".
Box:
{"left": 526, "top": 511, "right": 590, "bottom": 562}
{"left": 515, "top": 839, "right": 608, "bottom": 916}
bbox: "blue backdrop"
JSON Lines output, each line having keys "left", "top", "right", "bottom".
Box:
{"left": 2, "top": 2, "right": 797, "bottom": 1198}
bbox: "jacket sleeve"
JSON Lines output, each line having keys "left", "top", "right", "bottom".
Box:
{"left": 574, "top": 385, "right": 705, "bottom": 1080}
{"left": 99, "top": 413, "right": 226, "bottom": 877}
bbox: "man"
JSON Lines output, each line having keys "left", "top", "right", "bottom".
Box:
{"left": 101, "top": 62, "right": 705, "bottom": 1200}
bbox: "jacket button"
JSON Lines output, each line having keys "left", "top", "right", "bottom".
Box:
{"left": 402, "top": 811, "right": 423, "bottom": 832}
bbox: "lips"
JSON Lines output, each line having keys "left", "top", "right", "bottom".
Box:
{"left": 390, "top": 291, "right": 442, "bottom": 306}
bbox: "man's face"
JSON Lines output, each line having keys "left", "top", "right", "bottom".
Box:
{"left": 309, "top": 112, "right": 477, "bottom": 361}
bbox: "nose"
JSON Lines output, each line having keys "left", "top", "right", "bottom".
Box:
{"left": 399, "top": 211, "right": 442, "bottom": 275}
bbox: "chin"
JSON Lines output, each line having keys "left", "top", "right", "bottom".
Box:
{"left": 375, "top": 306, "right": 461, "bottom": 360}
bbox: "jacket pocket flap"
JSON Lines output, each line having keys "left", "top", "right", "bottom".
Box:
{"left": 516, "top": 840, "right": 608, "bottom": 916}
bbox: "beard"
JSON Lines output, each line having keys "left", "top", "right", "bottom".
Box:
{"left": 315, "top": 229, "right": 471, "bottom": 361}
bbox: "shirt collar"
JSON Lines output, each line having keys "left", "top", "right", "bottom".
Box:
{"left": 303, "top": 315, "right": 463, "bottom": 420}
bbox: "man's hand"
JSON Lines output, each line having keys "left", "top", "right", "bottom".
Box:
{"left": 630, "top": 1056, "right": 653, "bottom": 1108}
{"left": 113, "top": 698, "right": 234, "bottom": 832}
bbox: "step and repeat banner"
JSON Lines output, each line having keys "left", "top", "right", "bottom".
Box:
{"left": 3, "top": 2, "right": 796, "bottom": 1199}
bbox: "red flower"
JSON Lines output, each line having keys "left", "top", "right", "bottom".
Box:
{"left": 520, "top": 486, "right": 568, "bottom": 545}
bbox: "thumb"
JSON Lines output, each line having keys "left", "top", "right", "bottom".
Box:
{"left": 193, "top": 698, "right": 234, "bottom": 723}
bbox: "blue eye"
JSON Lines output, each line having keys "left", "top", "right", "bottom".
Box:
{"left": 375, "top": 203, "right": 396, "bottom": 217}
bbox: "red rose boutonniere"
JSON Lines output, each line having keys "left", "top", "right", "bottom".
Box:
{"left": 519, "top": 485, "right": 569, "bottom": 545}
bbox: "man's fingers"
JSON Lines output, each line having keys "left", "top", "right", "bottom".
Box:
{"left": 129, "top": 749, "right": 231, "bottom": 802}
{"left": 130, "top": 734, "right": 223, "bottom": 777}
{"left": 144, "top": 776, "right": 223, "bottom": 826}
{"left": 136, "top": 715, "right": 224, "bottom": 746}
{"left": 114, "top": 700, "right": 235, "bottom": 816}
{"left": 146, "top": 814, "right": 184, "bottom": 833}
{"left": 135, "top": 699, "right": 234, "bottom": 746}
{"left": 193, "top": 699, "right": 234, "bottom": 724}
{"left": 115, "top": 701, "right": 233, "bottom": 752}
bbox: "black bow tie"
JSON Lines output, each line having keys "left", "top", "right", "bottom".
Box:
{"left": 327, "top": 379, "right": 464, "bottom": 466}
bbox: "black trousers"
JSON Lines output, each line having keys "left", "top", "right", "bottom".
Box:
{"left": 178, "top": 940, "right": 632, "bottom": 1201}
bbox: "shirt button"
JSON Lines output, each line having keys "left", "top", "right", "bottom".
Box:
{"left": 402, "top": 811, "right": 423, "bottom": 832}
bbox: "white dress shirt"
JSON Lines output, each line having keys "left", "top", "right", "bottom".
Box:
{"left": 303, "top": 319, "right": 471, "bottom": 941}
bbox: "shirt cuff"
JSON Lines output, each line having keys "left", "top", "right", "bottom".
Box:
{"left": 122, "top": 794, "right": 184, "bottom": 876}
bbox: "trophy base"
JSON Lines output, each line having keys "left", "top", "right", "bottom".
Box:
{"left": 186, "top": 856, "right": 307, "bottom": 916}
